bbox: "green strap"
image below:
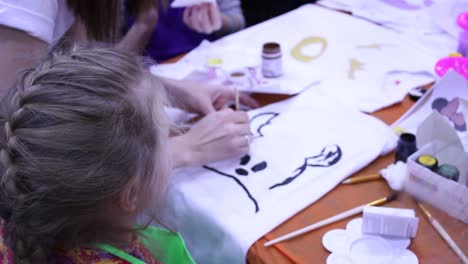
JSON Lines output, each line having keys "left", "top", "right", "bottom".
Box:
{"left": 97, "top": 243, "right": 146, "bottom": 264}
{"left": 96, "top": 226, "right": 196, "bottom": 264}
{"left": 138, "top": 226, "right": 196, "bottom": 264}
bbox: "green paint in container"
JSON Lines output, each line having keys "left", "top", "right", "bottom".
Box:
{"left": 436, "top": 164, "right": 460, "bottom": 182}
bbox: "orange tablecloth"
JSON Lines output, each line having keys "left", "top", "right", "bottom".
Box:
{"left": 247, "top": 93, "right": 468, "bottom": 264}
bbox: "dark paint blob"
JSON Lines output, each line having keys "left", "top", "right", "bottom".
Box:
{"left": 235, "top": 168, "right": 249, "bottom": 176}
{"left": 251, "top": 162, "right": 267, "bottom": 172}
{"left": 240, "top": 155, "right": 251, "bottom": 165}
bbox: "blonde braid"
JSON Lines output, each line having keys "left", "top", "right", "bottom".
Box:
{"left": 0, "top": 48, "right": 171, "bottom": 263}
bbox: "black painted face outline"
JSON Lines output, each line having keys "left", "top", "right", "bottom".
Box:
{"left": 202, "top": 112, "right": 279, "bottom": 213}
{"left": 269, "top": 145, "right": 343, "bottom": 189}
{"left": 203, "top": 153, "right": 268, "bottom": 213}
{"left": 202, "top": 113, "right": 343, "bottom": 213}
{"left": 249, "top": 112, "right": 279, "bottom": 139}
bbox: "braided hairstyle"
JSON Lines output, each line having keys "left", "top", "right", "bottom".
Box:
{"left": 0, "top": 48, "right": 170, "bottom": 263}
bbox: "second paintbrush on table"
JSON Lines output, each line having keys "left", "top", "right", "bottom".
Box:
{"left": 342, "top": 173, "right": 382, "bottom": 184}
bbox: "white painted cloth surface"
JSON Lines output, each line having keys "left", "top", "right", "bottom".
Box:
{"left": 319, "top": 0, "right": 462, "bottom": 58}
{"left": 152, "top": 5, "right": 436, "bottom": 112}
{"left": 161, "top": 90, "right": 397, "bottom": 264}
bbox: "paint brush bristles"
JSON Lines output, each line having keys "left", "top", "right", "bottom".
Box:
{"left": 418, "top": 203, "right": 468, "bottom": 264}
{"left": 342, "top": 173, "right": 381, "bottom": 184}
{"left": 264, "top": 193, "right": 398, "bottom": 247}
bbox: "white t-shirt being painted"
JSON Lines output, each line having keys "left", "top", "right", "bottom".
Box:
{"left": 0, "top": 0, "right": 74, "bottom": 46}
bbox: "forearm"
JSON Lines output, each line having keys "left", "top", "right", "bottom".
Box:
{"left": 219, "top": 13, "right": 245, "bottom": 35}
{"left": 117, "top": 22, "right": 155, "bottom": 54}
{"left": 216, "top": 0, "right": 245, "bottom": 36}
{"left": 171, "top": 135, "right": 194, "bottom": 168}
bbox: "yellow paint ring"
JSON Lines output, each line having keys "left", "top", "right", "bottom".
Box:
{"left": 417, "top": 155, "right": 438, "bottom": 167}
{"left": 206, "top": 57, "right": 223, "bottom": 67}
{"left": 291, "top": 37, "right": 328, "bottom": 63}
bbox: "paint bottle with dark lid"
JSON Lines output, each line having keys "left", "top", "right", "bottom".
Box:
{"left": 395, "top": 133, "right": 417, "bottom": 163}
{"left": 417, "top": 155, "right": 438, "bottom": 171}
{"left": 262, "top": 42, "right": 283, "bottom": 78}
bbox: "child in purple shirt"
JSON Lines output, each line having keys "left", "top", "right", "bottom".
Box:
{"left": 129, "top": 0, "right": 245, "bottom": 61}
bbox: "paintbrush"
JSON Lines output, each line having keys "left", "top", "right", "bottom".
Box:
{"left": 417, "top": 203, "right": 468, "bottom": 264}
{"left": 264, "top": 193, "right": 398, "bottom": 247}
{"left": 342, "top": 173, "right": 382, "bottom": 184}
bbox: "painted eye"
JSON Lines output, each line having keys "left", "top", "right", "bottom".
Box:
{"left": 251, "top": 162, "right": 267, "bottom": 172}
{"left": 240, "top": 155, "right": 251, "bottom": 165}
{"left": 235, "top": 168, "right": 249, "bottom": 176}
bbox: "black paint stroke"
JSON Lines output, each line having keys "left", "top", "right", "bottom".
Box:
{"left": 251, "top": 162, "right": 267, "bottom": 172}
{"left": 203, "top": 165, "right": 260, "bottom": 213}
{"left": 235, "top": 168, "right": 249, "bottom": 176}
{"left": 269, "top": 145, "right": 343, "bottom": 190}
{"left": 249, "top": 112, "right": 279, "bottom": 139}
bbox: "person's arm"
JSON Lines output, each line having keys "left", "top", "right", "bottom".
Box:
{"left": 116, "top": 6, "right": 159, "bottom": 54}
{"left": 182, "top": 0, "right": 245, "bottom": 36}
{"left": 217, "top": 0, "right": 245, "bottom": 36}
{"left": 0, "top": 25, "right": 48, "bottom": 98}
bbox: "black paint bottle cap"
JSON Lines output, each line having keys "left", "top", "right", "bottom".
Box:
{"left": 437, "top": 164, "right": 460, "bottom": 182}
{"left": 417, "top": 155, "right": 438, "bottom": 171}
{"left": 395, "top": 133, "right": 417, "bottom": 163}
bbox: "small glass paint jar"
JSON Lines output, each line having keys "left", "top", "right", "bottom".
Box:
{"left": 416, "top": 155, "right": 438, "bottom": 171}
{"left": 436, "top": 164, "right": 460, "bottom": 182}
{"left": 262, "top": 42, "right": 283, "bottom": 78}
{"left": 228, "top": 71, "right": 251, "bottom": 90}
{"left": 395, "top": 133, "right": 417, "bottom": 163}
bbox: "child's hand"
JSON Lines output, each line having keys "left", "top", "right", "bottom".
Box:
{"left": 171, "top": 108, "right": 251, "bottom": 168}
{"left": 162, "top": 78, "right": 259, "bottom": 115}
{"left": 183, "top": 3, "right": 222, "bottom": 34}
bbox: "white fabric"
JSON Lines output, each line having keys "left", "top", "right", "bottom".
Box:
{"left": 152, "top": 5, "right": 437, "bottom": 112}
{"left": 319, "top": 0, "right": 460, "bottom": 58}
{"left": 0, "top": 0, "right": 73, "bottom": 45}
{"left": 161, "top": 90, "right": 397, "bottom": 264}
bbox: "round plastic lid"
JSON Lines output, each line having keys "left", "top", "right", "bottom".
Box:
{"left": 348, "top": 236, "right": 394, "bottom": 264}
{"left": 323, "top": 229, "right": 354, "bottom": 253}
{"left": 327, "top": 253, "right": 353, "bottom": 264}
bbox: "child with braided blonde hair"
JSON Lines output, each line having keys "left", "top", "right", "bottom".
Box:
{"left": 0, "top": 48, "right": 195, "bottom": 263}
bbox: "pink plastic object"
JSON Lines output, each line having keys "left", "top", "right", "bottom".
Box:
{"left": 435, "top": 56, "right": 468, "bottom": 79}
{"left": 457, "top": 12, "right": 468, "bottom": 30}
